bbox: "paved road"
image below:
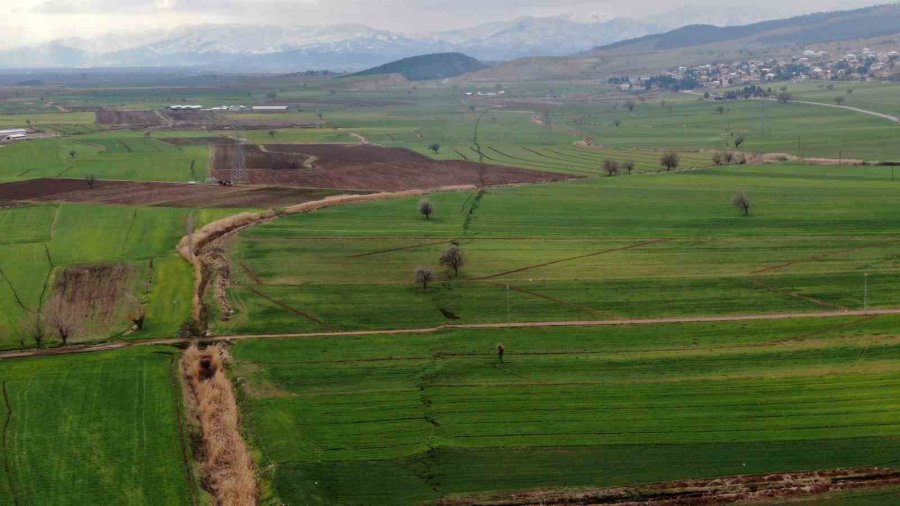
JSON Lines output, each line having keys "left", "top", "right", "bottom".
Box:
{"left": 3, "top": 307, "right": 898, "bottom": 361}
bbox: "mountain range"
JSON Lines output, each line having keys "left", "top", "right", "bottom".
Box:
{"left": 0, "top": 5, "right": 829, "bottom": 71}
{"left": 468, "top": 4, "right": 900, "bottom": 82}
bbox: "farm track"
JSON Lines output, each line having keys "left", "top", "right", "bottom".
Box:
{"left": 4, "top": 307, "right": 900, "bottom": 361}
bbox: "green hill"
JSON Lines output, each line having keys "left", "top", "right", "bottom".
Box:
{"left": 355, "top": 52, "right": 486, "bottom": 81}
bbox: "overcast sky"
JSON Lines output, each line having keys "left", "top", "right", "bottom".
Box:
{"left": 1, "top": 0, "right": 887, "bottom": 48}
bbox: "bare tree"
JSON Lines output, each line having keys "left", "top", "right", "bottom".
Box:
{"left": 316, "top": 112, "right": 324, "bottom": 121}
{"left": 439, "top": 243, "right": 464, "bottom": 277}
{"left": 733, "top": 136, "right": 745, "bottom": 148}
{"left": 21, "top": 314, "right": 44, "bottom": 348}
{"left": 716, "top": 105, "right": 725, "bottom": 115}
{"left": 68, "top": 149, "right": 76, "bottom": 159}
{"left": 660, "top": 152, "right": 679, "bottom": 171}
{"left": 777, "top": 91, "right": 792, "bottom": 104}
{"left": 732, "top": 192, "right": 751, "bottom": 216}
{"left": 497, "top": 343, "right": 505, "bottom": 363}
{"left": 85, "top": 175, "right": 96, "bottom": 189}
{"left": 44, "top": 311, "right": 77, "bottom": 345}
{"left": 834, "top": 96, "right": 846, "bottom": 106}
{"left": 613, "top": 119, "right": 621, "bottom": 127}
{"left": 418, "top": 199, "right": 434, "bottom": 220}
{"left": 625, "top": 100, "right": 636, "bottom": 112}
{"left": 723, "top": 151, "right": 735, "bottom": 164}
{"left": 415, "top": 267, "right": 434, "bottom": 290}
{"left": 602, "top": 159, "right": 619, "bottom": 176}
{"left": 622, "top": 160, "right": 634, "bottom": 175}
{"left": 712, "top": 152, "right": 724, "bottom": 165}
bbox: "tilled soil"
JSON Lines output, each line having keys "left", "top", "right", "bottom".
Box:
{"left": 0, "top": 178, "right": 348, "bottom": 209}
{"left": 212, "top": 143, "right": 572, "bottom": 191}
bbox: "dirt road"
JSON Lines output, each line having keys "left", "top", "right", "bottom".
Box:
{"left": 682, "top": 90, "right": 899, "bottom": 123}
{"left": 3, "top": 307, "right": 898, "bottom": 361}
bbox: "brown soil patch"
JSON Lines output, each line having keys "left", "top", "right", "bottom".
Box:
{"left": 0, "top": 178, "right": 349, "bottom": 209}
{"left": 211, "top": 144, "right": 572, "bottom": 191}
{"left": 42, "top": 263, "right": 136, "bottom": 342}
{"left": 437, "top": 467, "right": 900, "bottom": 505}
{"left": 180, "top": 345, "right": 256, "bottom": 505}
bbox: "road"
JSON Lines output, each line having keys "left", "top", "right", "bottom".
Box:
{"left": 681, "top": 90, "right": 899, "bottom": 123}
{"left": 3, "top": 307, "right": 899, "bottom": 361}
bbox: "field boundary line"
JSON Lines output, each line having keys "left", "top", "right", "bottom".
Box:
{"left": 475, "top": 238, "right": 671, "bottom": 280}
{"left": 347, "top": 239, "right": 452, "bottom": 259}
{"left": 247, "top": 287, "right": 334, "bottom": 330}
{"left": 5, "top": 307, "right": 900, "bottom": 360}
{"left": 750, "top": 278, "right": 848, "bottom": 311}
{"left": 501, "top": 283, "right": 610, "bottom": 317}
{"left": 1, "top": 382, "right": 20, "bottom": 506}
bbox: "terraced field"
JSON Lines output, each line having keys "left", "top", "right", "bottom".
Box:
{"left": 231, "top": 316, "right": 900, "bottom": 504}
{"left": 219, "top": 164, "right": 900, "bottom": 336}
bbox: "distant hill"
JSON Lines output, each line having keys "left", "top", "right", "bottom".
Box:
{"left": 602, "top": 4, "right": 900, "bottom": 52}
{"left": 354, "top": 53, "right": 487, "bottom": 81}
{"left": 467, "top": 4, "right": 900, "bottom": 82}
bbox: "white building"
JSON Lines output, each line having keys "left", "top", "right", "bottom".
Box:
{"left": 252, "top": 106, "right": 289, "bottom": 112}
{"left": 0, "top": 128, "right": 26, "bottom": 141}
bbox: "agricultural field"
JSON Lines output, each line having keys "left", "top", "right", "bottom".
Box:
{"left": 0, "top": 203, "right": 235, "bottom": 350}
{"left": 0, "top": 69, "right": 899, "bottom": 506}
{"left": 219, "top": 163, "right": 900, "bottom": 336}
{"left": 231, "top": 315, "right": 900, "bottom": 504}
{"left": 0, "top": 346, "right": 196, "bottom": 505}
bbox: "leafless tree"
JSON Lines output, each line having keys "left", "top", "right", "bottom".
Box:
{"left": 712, "top": 152, "right": 724, "bottom": 165}
{"left": 716, "top": 105, "right": 725, "bottom": 115}
{"left": 613, "top": 119, "right": 621, "bottom": 127}
{"left": 603, "top": 159, "right": 619, "bottom": 176}
{"left": 732, "top": 192, "right": 751, "bottom": 216}
{"left": 777, "top": 91, "right": 792, "bottom": 104}
{"left": 733, "top": 136, "right": 745, "bottom": 148}
{"left": 723, "top": 151, "right": 735, "bottom": 164}
{"left": 44, "top": 311, "right": 77, "bottom": 345}
{"left": 439, "top": 243, "right": 464, "bottom": 277}
{"left": 625, "top": 100, "right": 636, "bottom": 112}
{"left": 497, "top": 343, "right": 505, "bottom": 363}
{"left": 68, "top": 149, "right": 76, "bottom": 159}
{"left": 418, "top": 199, "right": 434, "bottom": 220}
{"left": 660, "top": 152, "right": 679, "bottom": 171}
{"left": 834, "top": 96, "right": 846, "bottom": 106}
{"left": 85, "top": 175, "right": 96, "bottom": 189}
{"left": 21, "top": 313, "right": 44, "bottom": 348}
{"left": 622, "top": 160, "right": 634, "bottom": 175}
{"left": 415, "top": 267, "right": 434, "bottom": 290}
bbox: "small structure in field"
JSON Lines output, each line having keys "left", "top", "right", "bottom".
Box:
{"left": 0, "top": 128, "right": 27, "bottom": 142}
{"left": 252, "top": 106, "right": 289, "bottom": 112}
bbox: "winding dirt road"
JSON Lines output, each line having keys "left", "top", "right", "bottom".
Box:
{"left": 682, "top": 90, "right": 899, "bottom": 123}
{"left": 3, "top": 307, "right": 899, "bottom": 361}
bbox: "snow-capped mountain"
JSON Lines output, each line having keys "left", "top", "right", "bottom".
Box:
{"left": 0, "top": 17, "right": 659, "bottom": 71}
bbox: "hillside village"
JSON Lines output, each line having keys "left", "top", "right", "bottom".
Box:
{"left": 616, "top": 46, "right": 900, "bottom": 91}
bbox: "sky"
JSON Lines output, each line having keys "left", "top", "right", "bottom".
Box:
{"left": 1, "top": 0, "right": 887, "bottom": 48}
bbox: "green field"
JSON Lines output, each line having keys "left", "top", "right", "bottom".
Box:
{"left": 0, "top": 130, "right": 208, "bottom": 183}
{"left": 0, "top": 204, "right": 234, "bottom": 349}
{"left": 231, "top": 314, "right": 900, "bottom": 505}
{"left": 0, "top": 346, "right": 196, "bottom": 505}
{"left": 218, "top": 163, "right": 900, "bottom": 336}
